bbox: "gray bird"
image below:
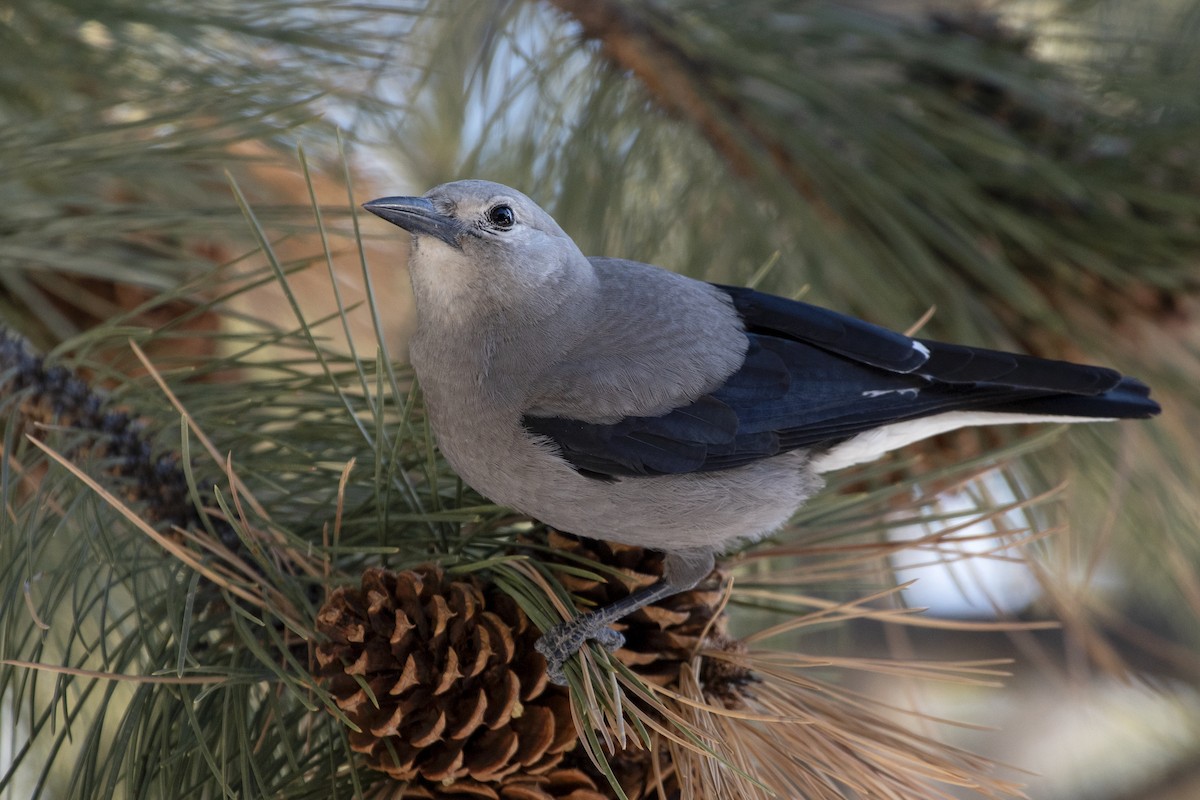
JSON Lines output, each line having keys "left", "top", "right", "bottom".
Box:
{"left": 364, "top": 180, "right": 1159, "bottom": 684}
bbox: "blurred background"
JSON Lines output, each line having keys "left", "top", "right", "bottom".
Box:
{"left": 3, "top": 0, "right": 1200, "bottom": 797}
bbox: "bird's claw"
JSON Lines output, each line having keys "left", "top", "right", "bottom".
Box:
{"left": 535, "top": 615, "right": 625, "bottom": 685}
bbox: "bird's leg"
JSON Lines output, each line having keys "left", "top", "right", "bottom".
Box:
{"left": 536, "top": 548, "right": 715, "bottom": 685}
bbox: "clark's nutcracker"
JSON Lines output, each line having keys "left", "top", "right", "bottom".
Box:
{"left": 364, "top": 180, "right": 1160, "bottom": 683}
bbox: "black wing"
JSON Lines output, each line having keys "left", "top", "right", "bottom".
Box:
{"left": 523, "top": 285, "right": 1160, "bottom": 478}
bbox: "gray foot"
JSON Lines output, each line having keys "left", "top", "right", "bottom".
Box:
{"left": 535, "top": 615, "right": 626, "bottom": 685}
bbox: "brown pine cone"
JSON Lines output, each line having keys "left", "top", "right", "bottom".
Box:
{"left": 537, "top": 531, "right": 728, "bottom": 687}
{"left": 0, "top": 329, "right": 201, "bottom": 535}
{"left": 315, "top": 565, "right": 577, "bottom": 792}
{"left": 565, "top": 747, "right": 680, "bottom": 800}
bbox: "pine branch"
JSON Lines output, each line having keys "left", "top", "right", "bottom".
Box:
{"left": 545, "top": 0, "right": 831, "bottom": 216}
{"left": 4, "top": 2, "right": 1199, "bottom": 794}
{"left": 0, "top": 232, "right": 1062, "bottom": 799}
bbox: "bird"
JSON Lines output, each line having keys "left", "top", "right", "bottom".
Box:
{"left": 363, "top": 179, "right": 1160, "bottom": 684}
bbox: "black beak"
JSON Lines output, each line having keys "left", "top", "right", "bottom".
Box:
{"left": 362, "top": 196, "right": 464, "bottom": 250}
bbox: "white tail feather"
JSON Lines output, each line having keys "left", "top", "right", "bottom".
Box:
{"left": 810, "top": 411, "right": 1115, "bottom": 473}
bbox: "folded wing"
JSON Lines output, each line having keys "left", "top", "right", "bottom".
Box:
{"left": 523, "top": 285, "right": 1159, "bottom": 478}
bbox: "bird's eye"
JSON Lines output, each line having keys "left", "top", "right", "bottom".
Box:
{"left": 487, "top": 204, "right": 515, "bottom": 229}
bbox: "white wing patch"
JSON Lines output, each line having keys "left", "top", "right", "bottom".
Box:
{"left": 811, "top": 410, "right": 1117, "bottom": 474}
{"left": 862, "top": 388, "right": 920, "bottom": 399}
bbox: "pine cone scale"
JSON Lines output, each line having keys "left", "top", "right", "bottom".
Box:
{"left": 465, "top": 727, "right": 521, "bottom": 781}
{"left": 482, "top": 669, "right": 522, "bottom": 729}
{"left": 407, "top": 706, "right": 448, "bottom": 747}
{"left": 445, "top": 686, "right": 489, "bottom": 739}
{"left": 392, "top": 652, "right": 421, "bottom": 695}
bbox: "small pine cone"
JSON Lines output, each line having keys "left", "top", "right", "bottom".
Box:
{"left": 594, "top": 749, "right": 679, "bottom": 800}
{"left": 927, "top": 10, "right": 1032, "bottom": 54}
{"left": 696, "top": 633, "right": 758, "bottom": 710}
{"left": 315, "top": 566, "right": 577, "bottom": 792}
{"left": 908, "top": 10, "right": 1080, "bottom": 156}
{"left": 0, "top": 327, "right": 201, "bottom": 533}
{"left": 538, "top": 531, "right": 728, "bottom": 687}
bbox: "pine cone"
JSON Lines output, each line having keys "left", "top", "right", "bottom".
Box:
{"left": 563, "top": 747, "right": 680, "bottom": 800}
{"left": 537, "top": 531, "right": 728, "bottom": 687}
{"left": 0, "top": 328, "right": 202, "bottom": 536}
{"left": 315, "top": 566, "right": 578, "bottom": 793}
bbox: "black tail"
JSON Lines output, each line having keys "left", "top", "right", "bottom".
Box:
{"left": 985, "top": 375, "right": 1160, "bottom": 419}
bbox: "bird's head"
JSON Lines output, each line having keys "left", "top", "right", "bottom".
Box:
{"left": 363, "top": 180, "right": 588, "bottom": 309}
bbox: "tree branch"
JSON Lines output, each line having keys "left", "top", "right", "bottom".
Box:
{"left": 547, "top": 0, "right": 833, "bottom": 217}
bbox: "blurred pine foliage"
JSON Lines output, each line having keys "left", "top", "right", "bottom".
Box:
{"left": 2, "top": 0, "right": 1200, "bottom": 798}
{"left": 0, "top": 0, "right": 426, "bottom": 345}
